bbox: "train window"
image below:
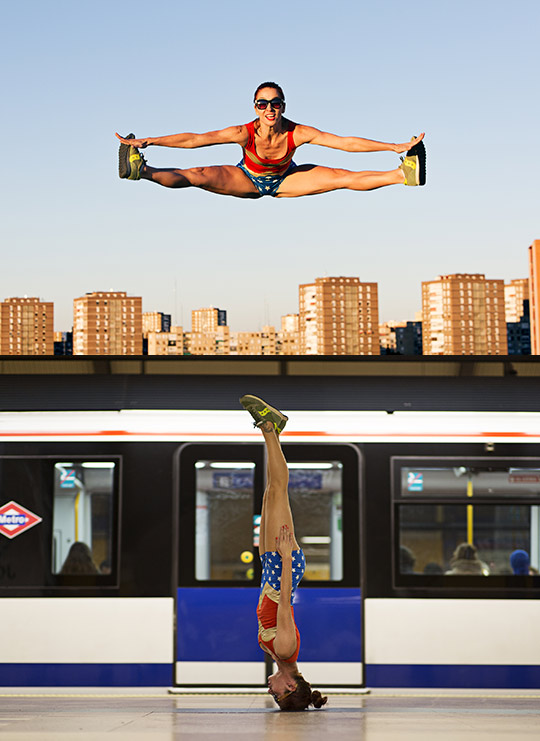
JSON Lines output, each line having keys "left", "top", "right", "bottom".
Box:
{"left": 399, "top": 504, "right": 537, "bottom": 575}
{"left": 0, "top": 457, "right": 118, "bottom": 589}
{"left": 51, "top": 462, "right": 116, "bottom": 576}
{"left": 393, "top": 459, "right": 540, "bottom": 584}
{"left": 400, "top": 466, "right": 540, "bottom": 498}
{"left": 195, "top": 461, "right": 256, "bottom": 581}
{"left": 178, "top": 444, "right": 359, "bottom": 588}
{"left": 288, "top": 462, "right": 344, "bottom": 581}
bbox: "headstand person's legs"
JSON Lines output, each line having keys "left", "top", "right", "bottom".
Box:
{"left": 259, "top": 460, "right": 270, "bottom": 555}
{"left": 259, "top": 423, "right": 300, "bottom": 555}
{"left": 239, "top": 395, "right": 299, "bottom": 555}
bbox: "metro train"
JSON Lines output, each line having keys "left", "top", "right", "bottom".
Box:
{"left": 1, "top": 361, "right": 540, "bottom": 689}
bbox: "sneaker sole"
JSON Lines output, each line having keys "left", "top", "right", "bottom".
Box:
{"left": 118, "top": 133, "right": 135, "bottom": 179}
{"left": 239, "top": 395, "right": 288, "bottom": 433}
{"left": 406, "top": 139, "right": 426, "bottom": 186}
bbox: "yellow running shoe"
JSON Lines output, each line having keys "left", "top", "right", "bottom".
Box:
{"left": 399, "top": 137, "right": 426, "bottom": 186}
{"left": 239, "top": 395, "right": 288, "bottom": 434}
{"left": 118, "top": 133, "right": 146, "bottom": 180}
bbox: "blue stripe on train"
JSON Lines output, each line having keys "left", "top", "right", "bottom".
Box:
{"left": 177, "top": 587, "right": 361, "bottom": 662}
{"left": 366, "top": 664, "right": 540, "bottom": 689}
{"left": 0, "top": 664, "right": 172, "bottom": 687}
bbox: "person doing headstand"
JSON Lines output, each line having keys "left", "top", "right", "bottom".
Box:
{"left": 117, "top": 81, "right": 426, "bottom": 199}
{"left": 240, "top": 394, "right": 327, "bottom": 711}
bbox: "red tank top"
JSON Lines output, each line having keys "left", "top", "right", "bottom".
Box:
{"left": 257, "top": 584, "right": 300, "bottom": 663}
{"left": 242, "top": 120, "right": 297, "bottom": 176}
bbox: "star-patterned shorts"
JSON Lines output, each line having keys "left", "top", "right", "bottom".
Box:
{"left": 236, "top": 161, "right": 298, "bottom": 197}
{"left": 260, "top": 549, "right": 306, "bottom": 603}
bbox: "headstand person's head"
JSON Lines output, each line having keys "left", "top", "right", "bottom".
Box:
{"left": 268, "top": 672, "right": 328, "bottom": 712}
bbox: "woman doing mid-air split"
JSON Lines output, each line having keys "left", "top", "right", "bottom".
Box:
{"left": 239, "top": 394, "right": 328, "bottom": 711}
{"left": 116, "top": 81, "right": 426, "bottom": 199}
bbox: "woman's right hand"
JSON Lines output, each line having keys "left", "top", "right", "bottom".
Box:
{"left": 276, "top": 525, "right": 294, "bottom": 559}
{"left": 115, "top": 133, "right": 150, "bottom": 148}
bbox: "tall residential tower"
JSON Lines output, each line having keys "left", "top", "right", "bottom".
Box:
{"left": 421, "top": 274, "right": 507, "bottom": 355}
{"left": 299, "top": 276, "right": 380, "bottom": 355}
{"left": 528, "top": 240, "right": 540, "bottom": 353}
{"left": 73, "top": 291, "right": 143, "bottom": 355}
{"left": 0, "top": 297, "right": 54, "bottom": 354}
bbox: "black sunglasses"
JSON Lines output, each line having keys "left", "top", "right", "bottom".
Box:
{"left": 255, "top": 98, "right": 284, "bottom": 110}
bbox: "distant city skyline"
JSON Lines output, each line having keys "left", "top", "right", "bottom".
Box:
{"left": 0, "top": 267, "right": 532, "bottom": 357}
{"left": 2, "top": 1, "right": 538, "bottom": 335}
{"left": 14, "top": 258, "right": 523, "bottom": 355}
{"left": 0, "top": 264, "right": 532, "bottom": 334}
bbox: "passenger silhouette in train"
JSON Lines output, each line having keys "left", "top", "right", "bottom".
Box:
{"left": 400, "top": 545, "right": 417, "bottom": 574}
{"left": 423, "top": 562, "right": 444, "bottom": 575}
{"left": 100, "top": 559, "right": 112, "bottom": 575}
{"left": 117, "top": 81, "right": 426, "bottom": 198}
{"left": 445, "top": 543, "right": 488, "bottom": 575}
{"left": 240, "top": 394, "right": 327, "bottom": 711}
{"left": 510, "top": 549, "right": 531, "bottom": 575}
{"left": 60, "top": 542, "right": 100, "bottom": 575}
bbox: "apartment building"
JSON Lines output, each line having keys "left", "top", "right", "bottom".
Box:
{"left": 0, "top": 297, "right": 54, "bottom": 354}
{"left": 278, "top": 314, "right": 300, "bottom": 355}
{"left": 73, "top": 291, "right": 142, "bottom": 355}
{"left": 421, "top": 274, "right": 507, "bottom": 355}
{"left": 146, "top": 326, "right": 184, "bottom": 355}
{"left": 528, "top": 240, "right": 540, "bottom": 353}
{"left": 299, "top": 276, "right": 380, "bottom": 355}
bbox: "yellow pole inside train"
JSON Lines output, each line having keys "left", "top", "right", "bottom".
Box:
{"left": 74, "top": 489, "right": 81, "bottom": 542}
{"left": 467, "top": 477, "right": 474, "bottom": 544}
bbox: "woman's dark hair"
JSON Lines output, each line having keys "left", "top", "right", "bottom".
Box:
{"left": 254, "top": 81, "right": 285, "bottom": 102}
{"left": 60, "top": 541, "right": 100, "bottom": 575}
{"left": 276, "top": 674, "right": 328, "bottom": 712}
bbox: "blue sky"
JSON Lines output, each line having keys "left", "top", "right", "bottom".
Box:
{"left": 2, "top": 0, "right": 538, "bottom": 331}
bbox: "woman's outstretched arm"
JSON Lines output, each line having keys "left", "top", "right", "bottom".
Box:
{"left": 273, "top": 525, "right": 298, "bottom": 659}
{"left": 115, "top": 125, "right": 248, "bottom": 150}
{"left": 295, "top": 125, "right": 424, "bottom": 154}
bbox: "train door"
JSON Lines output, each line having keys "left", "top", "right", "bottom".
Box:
{"left": 174, "top": 443, "right": 362, "bottom": 687}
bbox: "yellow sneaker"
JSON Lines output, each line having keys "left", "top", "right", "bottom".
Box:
{"left": 239, "top": 395, "right": 288, "bottom": 434}
{"left": 399, "top": 137, "right": 426, "bottom": 186}
{"left": 118, "top": 133, "right": 146, "bottom": 180}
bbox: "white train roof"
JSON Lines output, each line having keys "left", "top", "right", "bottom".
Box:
{"left": 0, "top": 409, "right": 539, "bottom": 443}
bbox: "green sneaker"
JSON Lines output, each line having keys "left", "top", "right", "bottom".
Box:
{"left": 118, "top": 133, "right": 146, "bottom": 180}
{"left": 239, "top": 395, "right": 288, "bottom": 434}
{"left": 399, "top": 137, "right": 426, "bottom": 186}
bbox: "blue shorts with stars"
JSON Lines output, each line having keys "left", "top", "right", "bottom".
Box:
{"left": 260, "top": 549, "right": 306, "bottom": 604}
{"left": 236, "top": 161, "right": 298, "bottom": 197}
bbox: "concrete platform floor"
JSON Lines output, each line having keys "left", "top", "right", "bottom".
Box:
{"left": 0, "top": 688, "right": 539, "bottom": 740}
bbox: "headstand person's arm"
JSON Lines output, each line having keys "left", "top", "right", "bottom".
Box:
{"left": 294, "top": 125, "right": 425, "bottom": 154}
{"left": 273, "top": 525, "right": 298, "bottom": 659}
{"left": 115, "top": 126, "right": 247, "bottom": 150}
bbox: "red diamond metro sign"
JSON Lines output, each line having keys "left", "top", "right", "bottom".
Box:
{"left": 0, "top": 501, "right": 43, "bottom": 539}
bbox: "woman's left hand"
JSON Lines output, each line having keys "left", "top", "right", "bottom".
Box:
{"left": 115, "top": 133, "right": 151, "bottom": 148}
{"left": 395, "top": 132, "right": 425, "bottom": 154}
{"left": 276, "top": 525, "right": 294, "bottom": 558}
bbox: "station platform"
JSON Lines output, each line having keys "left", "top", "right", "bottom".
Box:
{"left": 0, "top": 687, "right": 539, "bottom": 739}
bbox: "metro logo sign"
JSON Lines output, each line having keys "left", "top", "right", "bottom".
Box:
{"left": 0, "top": 501, "right": 43, "bottom": 539}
